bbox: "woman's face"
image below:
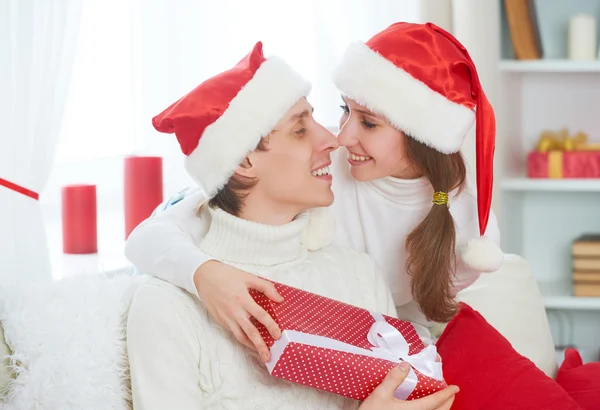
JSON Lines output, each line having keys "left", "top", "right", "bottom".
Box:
{"left": 337, "top": 97, "right": 421, "bottom": 181}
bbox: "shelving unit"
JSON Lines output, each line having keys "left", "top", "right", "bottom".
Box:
{"left": 498, "top": 0, "right": 600, "bottom": 362}
{"left": 502, "top": 178, "right": 600, "bottom": 192}
{"left": 544, "top": 295, "right": 600, "bottom": 311}
{"left": 500, "top": 59, "right": 600, "bottom": 73}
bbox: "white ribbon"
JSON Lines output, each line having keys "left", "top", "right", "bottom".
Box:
{"left": 265, "top": 311, "right": 444, "bottom": 400}
{"left": 366, "top": 315, "right": 443, "bottom": 399}
{"left": 367, "top": 315, "right": 443, "bottom": 380}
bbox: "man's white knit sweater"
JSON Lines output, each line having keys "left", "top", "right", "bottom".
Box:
{"left": 127, "top": 206, "right": 399, "bottom": 410}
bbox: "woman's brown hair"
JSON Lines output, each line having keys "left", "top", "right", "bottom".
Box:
{"left": 199, "top": 138, "right": 269, "bottom": 216}
{"left": 404, "top": 136, "right": 466, "bottom": 323}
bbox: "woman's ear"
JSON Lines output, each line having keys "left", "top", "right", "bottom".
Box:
{"left": 233, "top": 154, "right": 257, "bottom": 178}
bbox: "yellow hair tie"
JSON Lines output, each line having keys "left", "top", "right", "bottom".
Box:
{"left": 432, "top": 191, "right": 449, "bottom": 206}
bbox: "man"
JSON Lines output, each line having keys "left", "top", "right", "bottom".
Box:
{"left": 126, "top": 42, "right": 457, "bottom": 410}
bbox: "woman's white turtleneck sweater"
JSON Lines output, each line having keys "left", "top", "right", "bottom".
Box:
{"left": 329, "top": 148, "right": 500, "bottom": 324}
{"left": 127, "top": 206, "right": 397, "bottom": 410}
{"left": 125, "top": 148, "right": 500, "bottom": 326}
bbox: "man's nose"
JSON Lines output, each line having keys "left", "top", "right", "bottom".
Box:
{"left": 316, "top": 124, "right": 339, "bottom": 152}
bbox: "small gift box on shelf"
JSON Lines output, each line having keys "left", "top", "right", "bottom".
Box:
{"left": 527, "top": 129, "right": 600, "bottom": 179}
{"left": 250, "top": 281, "right": 446, "bottom": 402}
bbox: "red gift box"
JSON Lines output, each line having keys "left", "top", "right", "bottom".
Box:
{"left": 250, "top": 282, "right": 447, "bottom": 402}
{"left": 528, "top": 151, "right": 600, "bottom": 179}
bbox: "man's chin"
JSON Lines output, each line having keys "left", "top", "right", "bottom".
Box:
{"left": 310, "top": 191, "right": 334, "bottom": 208}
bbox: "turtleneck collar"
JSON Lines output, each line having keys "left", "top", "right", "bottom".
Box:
{"left": 198, "top": 206, "right": 309, "bottom": 266}
{"left": 365, "top": 175, "right": 433, "bottom": 205}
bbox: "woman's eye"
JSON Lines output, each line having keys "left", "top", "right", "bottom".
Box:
{"left": 340, "top": 104, "right": 349, "bottom": 114}
{"left": 361, "top": 120, "right": 376, "bottom": 129}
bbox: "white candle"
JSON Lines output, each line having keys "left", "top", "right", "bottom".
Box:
{"left": 568, "top": 14, "right": 597, "bottom": 60}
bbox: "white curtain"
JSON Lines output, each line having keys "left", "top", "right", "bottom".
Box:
{"left": 0, "top": 0, "right": 83, "bottom": 283}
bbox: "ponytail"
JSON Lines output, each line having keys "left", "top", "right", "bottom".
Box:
{"left": 405, "top": 137, "right": 466, "bottom": 323}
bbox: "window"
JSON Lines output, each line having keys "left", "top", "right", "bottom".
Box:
{"left": 41, "top": 0, "right": 419, "bottom": 268}
{"left": 45, "top": 0, "right": 420, "bottom": 208}
{"left": 56, "top": 0, "right": 139, "bottom": 163}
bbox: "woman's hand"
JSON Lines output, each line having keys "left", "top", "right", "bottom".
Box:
{"left": 359, "top": 363, "right": 458, "bottom": 410}
{"left": 194, "top": 260, "right": 283, "bottom": 362}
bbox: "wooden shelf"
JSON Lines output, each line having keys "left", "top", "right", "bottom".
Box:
{"left": 537, "top": 281, "right": 600, "bottom": 310}
{"left": 500, "top": 59, "right": 600, "bottom": 73}
{"left": 501, "top": 178, "right": 600, "bottom": 192}
{"left": 544, "top": 295, "right": 600, "bottom": 310}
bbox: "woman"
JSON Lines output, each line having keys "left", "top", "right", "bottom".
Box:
{"left": 330, "top": 21, "right": 502, "bottom": 326}
{"left": 124, "top": 22, "right": 502, "bottom": 361}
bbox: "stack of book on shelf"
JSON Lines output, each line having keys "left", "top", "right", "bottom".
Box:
{"left": 572, "top": 234, "right": 600, "bottom": 297}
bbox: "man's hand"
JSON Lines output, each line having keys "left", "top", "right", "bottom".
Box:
{"left": 359, "top": 363, "right": 458, "bottom": 410}
{"left": 194, "top": 260, "right": 283, "bottom": 362}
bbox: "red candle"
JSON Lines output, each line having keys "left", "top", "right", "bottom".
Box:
{"left": 124, "top": 156, "right": 163, "bottom": 239}
{"left": 61, "top": 184, "right": 98, "bottom": 254}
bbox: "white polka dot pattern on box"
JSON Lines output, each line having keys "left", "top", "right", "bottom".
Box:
{"left": 271, "top": 343, "right": 397, "bottom": 401}
{"left": 405, "top": 368, "right": 448, "bottom": 401}
{"left": 250, "top": 280, "right": 447, "bottom": 401}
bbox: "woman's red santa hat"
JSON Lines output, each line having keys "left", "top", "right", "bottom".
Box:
{"left": 332, "top": 22, "right": 503, "bottom": 273}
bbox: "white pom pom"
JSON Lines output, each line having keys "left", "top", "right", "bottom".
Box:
{"left": 459, "top": 236, "right": 504, "bottom": 273}
{"left": 302, "top": 207, "right": 336, "bottom": 251}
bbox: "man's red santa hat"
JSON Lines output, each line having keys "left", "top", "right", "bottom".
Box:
{"left": 152, "top": 41, "right": 311, "bottom": 199}
{"left": 332, "top": 22, "right": 503, "bottom": 272}
{"left": 152, "top": 42, "right": 333, "bottom": 250}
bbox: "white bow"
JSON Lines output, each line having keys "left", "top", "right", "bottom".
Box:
{"left": 367, "top": 321, "right": 443, "bottom": 380}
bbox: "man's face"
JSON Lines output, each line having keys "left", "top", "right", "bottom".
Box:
{"left": 245, "top": 98, "right": 338, "bottom": 215}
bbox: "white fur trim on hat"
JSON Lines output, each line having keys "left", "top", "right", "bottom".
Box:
{"left": 332, "top": 42, "right": 475, "bottom": 154}
{"left": 459, "top": 236, "right": 504, "bottom": 273}
{"left": 185, "top": 57, "right": 311, "bottom": 197}
{"left": 302, "top": 207, "right": 336, "bottom": 251}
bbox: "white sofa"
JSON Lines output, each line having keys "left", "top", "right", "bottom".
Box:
{"left": 0, "top": 253, "right": 558, "bottom": 403}
{"left": 454, "top": 253, "right": 558, "bottom": 377}
{"left": 0, "top": 325, "right": 10, "bottom": 398}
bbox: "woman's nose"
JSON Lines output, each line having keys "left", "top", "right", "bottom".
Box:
{"left": 337, "top": 123, "right": 358, "bottom": 147}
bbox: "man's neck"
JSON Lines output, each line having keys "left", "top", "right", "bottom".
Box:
{"left": 238, "top": 192, "right": 302, "bottom": 226}
{"left": 198, "top": 205, "right": 309, "bottom": 267}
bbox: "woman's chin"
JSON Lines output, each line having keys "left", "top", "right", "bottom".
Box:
{"left": 350, "top": 167, "right": 377, "bottom": 182}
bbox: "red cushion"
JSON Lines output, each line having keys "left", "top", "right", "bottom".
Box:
{"left": 556, "top": 348, "right": 600, "bottom": 409}
{"left": 436, "top": 303, "right": 582, "bottom": 410}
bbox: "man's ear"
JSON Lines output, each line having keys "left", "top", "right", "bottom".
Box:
{"left": 233, "top": 154, "right": 257, "bottom": 178}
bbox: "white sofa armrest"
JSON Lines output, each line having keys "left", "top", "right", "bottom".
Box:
{"left": 455, "top": 254, "right": 558, "bottom": 378}
{"left": 0, "top": 323, "right": 12, "bottom": 399}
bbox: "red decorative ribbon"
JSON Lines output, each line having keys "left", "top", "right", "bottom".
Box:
{"left": 0, "top": 178, "right": 39, "bottom": 200}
